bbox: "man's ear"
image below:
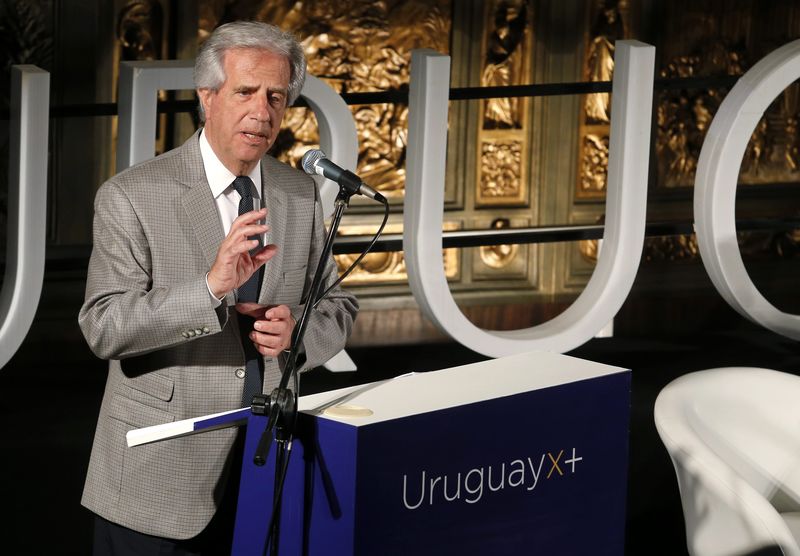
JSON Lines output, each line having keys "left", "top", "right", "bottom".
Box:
{"left": 197, "top": 88, "right": 214, "bottom": 120}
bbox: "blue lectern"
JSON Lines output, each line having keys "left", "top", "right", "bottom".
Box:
{"left": 128, "top": 350, "right": 631, "bottom": 555}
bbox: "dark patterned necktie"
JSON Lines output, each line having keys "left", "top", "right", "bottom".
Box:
{"left": 231, "top": 176, "right": 264, "bottom": 406}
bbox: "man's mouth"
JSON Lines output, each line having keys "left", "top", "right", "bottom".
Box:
{"left": 241, "top": 131, "right": 267, "bottom": 144}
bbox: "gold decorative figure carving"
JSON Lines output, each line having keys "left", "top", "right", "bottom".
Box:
{"left": 201, "top": 1, "right": 452, "bottom": 199}
{"left": 481, "top": 0, "right": 530, "bottom": 129}
{"left": 576, "top": 0, "right": 627, "bottom": 198}
{"left": 480, "top": 140, "right": 523, "bottom": 200}
{"left": 335, "top": 222, "right": 460, "bottom": 285}
{"left": 579, "top": 134, "right": 609, "bottom": 194}
{"left": 197, "top": 1, "right": 452, "bottom": 286}
{"left": 113, "top": 1, "right": 168, "bottom": 160}
{"left": 656, "top": 41, "right": 745, "bottom": 188}
{"left": 477, "top": 0, "right": 531, "bottom": 207}
{"left": 117, "top": 0, "right": 163, "bottom": 62}
{"left": 584, "top": 0, "right": 625, "bottom": 124}
{"left": 643, "top": 235, "right": 699, "bottom": 262}
{"left": 479, "top": 218, "right": 519, "bottom": 269}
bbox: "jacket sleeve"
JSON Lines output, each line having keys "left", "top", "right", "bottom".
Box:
{"left": 78, "top": 180, "right": 227, "bottom": 360}
{"left": 290, "top": 186, "right": 359, "bottom": 371}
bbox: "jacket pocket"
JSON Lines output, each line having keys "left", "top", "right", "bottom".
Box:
{"left": 108, "top": 392, "right": 175, "bottom": 428}
{"left": 125, "top": 372, "right": 174, "bottom": 402}
{"left": 273, "top": 267, "right": 307, "bottom": 305}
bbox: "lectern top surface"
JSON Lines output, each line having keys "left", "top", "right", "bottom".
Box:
{"left": 299, "top": 350, "right": 628, "bottom": 427}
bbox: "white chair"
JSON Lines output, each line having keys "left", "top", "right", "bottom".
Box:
{"left": 655, "top": 367, "right": 800, "bottom": 556}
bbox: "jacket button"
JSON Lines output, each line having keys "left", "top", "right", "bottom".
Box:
{"left": 181, "top": 331, "right": 190, "bottom": 338}
{"left": 235, "top": 368, "right": 245, "bottom": 379}
{"left": 194, "top": 328, "right": 203, "bottom": 336}
{"left": 202, "top": 326, "right": 210, "bottom": 334}
{"left": 187, "top": 330, "right": 196, "bottom": 337}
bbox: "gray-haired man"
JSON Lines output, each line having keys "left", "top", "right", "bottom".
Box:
{"left": 80, "top": 21, "right": 357, "bottom": 555}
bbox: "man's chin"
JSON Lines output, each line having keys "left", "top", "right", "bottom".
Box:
{"left": 236, "top": 145, "right": 271, "bottom": 164}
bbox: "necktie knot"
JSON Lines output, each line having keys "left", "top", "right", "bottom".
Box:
{"left": 232, "top": 176, "right": 253, "bottom": 202}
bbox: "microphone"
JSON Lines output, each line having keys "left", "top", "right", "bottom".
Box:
{"left": 301, "top": 149, "right": 385, "bottom": 202}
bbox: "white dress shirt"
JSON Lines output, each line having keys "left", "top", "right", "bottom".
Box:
{"left": 199, "top": 129, "right": 264, "bottom": 305}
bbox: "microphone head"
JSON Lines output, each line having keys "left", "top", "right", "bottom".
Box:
{"left": 301, "top": 149, "right": 326, "bottom": 176}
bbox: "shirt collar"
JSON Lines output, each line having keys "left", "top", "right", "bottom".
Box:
{"left": 198, "top": 129, "right": 262, "bottom": 199}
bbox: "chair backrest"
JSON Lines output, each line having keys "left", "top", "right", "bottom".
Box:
{"left": 655, "top": 367, "right": 800, "bottom": 556}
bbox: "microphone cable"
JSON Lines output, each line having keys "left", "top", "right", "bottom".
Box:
{"left": 313, "top": 194, "right": 390, "bottom": 309}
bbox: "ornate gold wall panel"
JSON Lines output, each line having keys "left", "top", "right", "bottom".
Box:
{"left": 198, "top": 0, "right": 455, "bottom": 287}
{"left": 476, "top": 0, "right": 532, "bottom": 207}
{"left": 335, "top": 221, "right": 460, "bottom": 285}
{"left": 653, "top": 1, "right": 800, "bottom": 189}
{"left": 185, "top": 0, "right": 799, "bottom": 341}
{"left": 472, "top": 216, "right": 530, "bottom": 281}
{"left": 200, "top": 0, "right": 451, "bottom": 201}
{"left": 112, "top": 0, "right": 174, "bottom": 168}
{"left": 575, "top": 0, "right": 800, "bottom": 267}
{"left": 576, "top": 0, "right": 629, "bottom": 198}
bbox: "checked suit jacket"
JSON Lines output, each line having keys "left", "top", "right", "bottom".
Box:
{"left": 78, "top": 130, "right": 358, "bottom": 539}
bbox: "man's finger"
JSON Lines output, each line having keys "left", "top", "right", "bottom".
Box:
{"left": 231, "top": 208, "right": 267, "bottom": 228}
{"left": 264, "top": 305, "right": 291, "bottom": 320}
{"left": 252, "top": 244, "right": 278, "bottom": 264}
{"left": 231, "top": 223, "right": 269, "bottom": 239}
{"left": 235, "top": 302, "right": 266, "bottom": 318}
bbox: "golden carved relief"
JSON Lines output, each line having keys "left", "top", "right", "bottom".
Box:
{"left": 198, "top": 1, "right": 451, "bottom": 286}
{"left": 113, "top": 0, "right": 169, "bottom": 165}
{"left": 579, "top": 133, "right": 609, "bottom": 194}
{"left": 738, "top": 84, "right": 800, "bottom": 184}
{"left": 581, "top": 230, "right": 700, "bottom": 264}
{"left": 199, "top": 1, "right": 451, "bottom": 199}
{"left": 576, "top": 0, "right": 628, "bottom": 198}
{"left": 476, "top": 0, "right": 532, "bottom": 207}
{"left": 481, "top": 0, "right": 530, "bottom": 130}
{"left": 654, "top": 3, "right": 800, "bottom": 189}
{"left": 584, "top": 0, "right": 626, "bottom": 124}
{"left": 118, "top": 1, "right": 164, "bottom": 61}
{"left": 643, "top": 235, "right": 699, "bottom": 262}
{"left": 656, "top": 42, "right": 744, "bottom": 188}
{"left": 479, "top": 139, "right": 524, "bottom": 203}
{"left": 335, "top": 221, "right": 460, "bottom": 285}
{"left": 473, "top": 217, "right": 530, "bottom": 281}
{"left": 738, "top": 228, "right": 800, "bottom": 260}
{"left": 579, "top": 238, "right": 599, "bottom": 264}
{"left": 479, "top": 218, "right": 520, "bottom": 270}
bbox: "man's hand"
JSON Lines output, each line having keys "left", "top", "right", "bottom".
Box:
{"left": 236, "top": 303, "right": 296, "bottom": 357}
{"left": 208, "top": 208, "right": 277, "bottom": 299}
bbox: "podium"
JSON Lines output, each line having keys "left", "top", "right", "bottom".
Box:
{"left": 128, "top": 350, "right": 631, "bottom": 555}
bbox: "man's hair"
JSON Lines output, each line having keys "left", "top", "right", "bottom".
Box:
{"left": 194, "top": 21, "right": 306, "bottom": 122}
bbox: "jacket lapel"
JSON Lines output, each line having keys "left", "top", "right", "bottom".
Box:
{"left": 179, "top": 131, "right": 226, "bottom": 274}
{"left": 259, "top": 156, "right": 287, "bottom": 304}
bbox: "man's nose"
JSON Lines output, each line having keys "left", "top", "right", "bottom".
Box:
{"left": 251, "top": 93, "right": 270, "bottom": 122}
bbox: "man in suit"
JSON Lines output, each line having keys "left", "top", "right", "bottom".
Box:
{"left": 79, "top": 21, "right": 358, "bottom": 555}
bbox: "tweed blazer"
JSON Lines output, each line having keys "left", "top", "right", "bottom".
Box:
{"left": 78, "top": 131, "right": 358, "bottom": 539}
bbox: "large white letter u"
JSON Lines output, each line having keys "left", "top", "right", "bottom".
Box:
{"left": 404, "top": 42, "right": 655, "bottom": 357}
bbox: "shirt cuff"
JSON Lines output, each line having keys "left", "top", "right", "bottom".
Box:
{"left": 205, "top": 273, "right": 223, "bottom": 308}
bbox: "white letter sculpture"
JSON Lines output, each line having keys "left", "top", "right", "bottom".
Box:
{"left": 404, "top": 42, "right": 655, "bottom": 357}
{"left": 0, "top": 66, "right": 50, "bottom": 370}
{"left": 694, "top": 39, "right": 800, "bottom": 340}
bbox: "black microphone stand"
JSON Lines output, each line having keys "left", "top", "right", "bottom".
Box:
{"left": 249, "top": 185, "right": 354, "bottom": 556}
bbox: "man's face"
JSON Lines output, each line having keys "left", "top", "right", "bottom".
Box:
{"left": 198, "top": 47, "right": 291, "bottom": 176}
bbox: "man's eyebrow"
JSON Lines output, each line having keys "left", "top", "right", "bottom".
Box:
{"left": 233, "top": 84, "right": 257, "bottom": 93}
